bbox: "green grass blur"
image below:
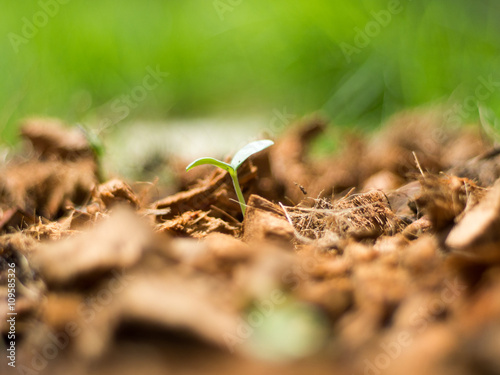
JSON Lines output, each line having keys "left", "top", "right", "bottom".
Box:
{"left": 1, "top": 0, "right": 499, "bottom": 144}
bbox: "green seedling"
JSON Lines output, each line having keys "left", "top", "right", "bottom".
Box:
{"left": 186, "top": 140, "right": 274, "bottom": 217}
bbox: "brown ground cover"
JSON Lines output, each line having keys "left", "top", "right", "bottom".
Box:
{"left": 2, "top": 110, "right": 500, "bottom": 374}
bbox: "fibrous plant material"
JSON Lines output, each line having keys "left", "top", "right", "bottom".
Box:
{"left": 445, "top": 179, "right": 500, "bottom": 261}
{"left": 241, "top": 194, "right": 294, "bottom": 245}
{"left": 283, "top": 190, "right": 406, "bottom": 243}
{"left": 156, "top": 210, "right": 240, "bottom": 238}
{"left": 0, "top": 159, "right": 97, "bottom": 220}
{"left": 31, "top": 207, "right": 150, "bottom": 286}
{"left": 415, "top": 174, "right": 485, "bottom": 231}
{"left": 0, "top": 119, "right": 98, "bottom": 221}
{"left": 4, "top": 110, "right": 500, "bottom": 375}
{"left": 0, "top": 208, "right": 36, "bottom": 234}
{"left": 92, "top": 179, "right": 140, "bottom": 210}
{"left": 447, "top": 147, "right": 500, "bottom": 187}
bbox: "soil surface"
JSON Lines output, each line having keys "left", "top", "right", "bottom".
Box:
{"left": 2, "top": 110, "right": 500, "bottom": 375}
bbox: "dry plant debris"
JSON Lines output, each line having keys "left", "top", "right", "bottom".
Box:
{"left": 156, "top": 210, "right": 239, "bottom": 238}
{"left": 284, "top": 190, "right": 405, "bottom": 243}
{"left": 3, "top": 109, "right": 500, "bottom": 375}
{"left": 416, "top": 174, "right": 485, "bottom": 231}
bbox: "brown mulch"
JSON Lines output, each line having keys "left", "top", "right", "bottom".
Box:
{"left": 2, "top": 110, "right": 500, "bottom": 375}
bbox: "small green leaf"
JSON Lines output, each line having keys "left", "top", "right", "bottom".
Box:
{"left": 185, "top": 140, "right": 275, "bottom": 218}
{"left": 185, "top": 157, "right": 233, "bottom": 173}
{"left": 230, "top": 140, "right": 274, "bottom": 170}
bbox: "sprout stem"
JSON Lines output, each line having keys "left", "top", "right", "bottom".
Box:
{"left": 186, "top": 140, "right": 274, "bottom": 219}
{"left": 229, "top": 170, "right": 246, "bottom": 216}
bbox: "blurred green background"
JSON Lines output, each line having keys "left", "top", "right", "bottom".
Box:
{"left": 1, "top": 0, "right": 500, "bottom": 145}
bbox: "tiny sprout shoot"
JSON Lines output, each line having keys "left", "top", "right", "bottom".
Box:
{"left": 186, "top": 140, "right": 274, "bottom": 217}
